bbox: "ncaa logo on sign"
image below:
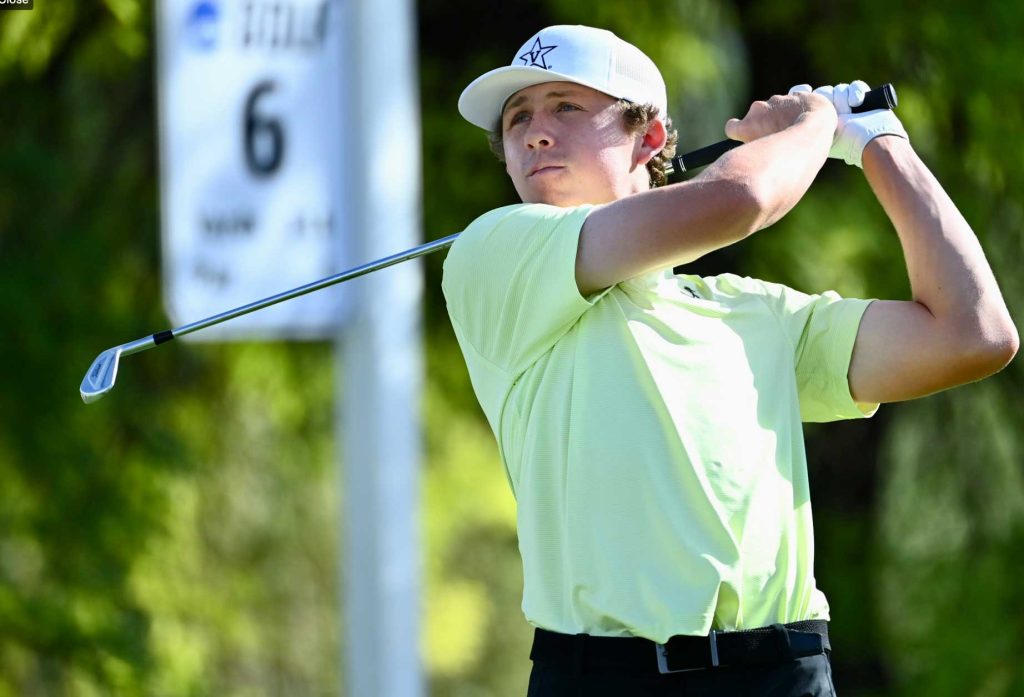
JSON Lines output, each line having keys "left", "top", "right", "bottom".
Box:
{"left": 185, "top": 0, "right": 220, "bottom": 50}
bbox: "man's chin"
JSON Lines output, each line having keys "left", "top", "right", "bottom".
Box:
{"left": 522, "top": 190, "right": 592, "bottom": 208}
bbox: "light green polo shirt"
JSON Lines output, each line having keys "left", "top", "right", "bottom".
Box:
{"left": 441, "top": 202, "right": 878, "bottom": 643}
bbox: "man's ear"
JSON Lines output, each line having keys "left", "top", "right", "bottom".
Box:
{"left": 636, "top": 118, "right": 668, "bottom": 167}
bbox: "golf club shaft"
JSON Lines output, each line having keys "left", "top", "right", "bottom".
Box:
{"left": 84, "top": 82, "right": 898, "bottom": 396}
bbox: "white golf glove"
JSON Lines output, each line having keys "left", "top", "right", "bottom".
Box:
{"left": 789, "top": 80, "right": 908, "bottom": 168}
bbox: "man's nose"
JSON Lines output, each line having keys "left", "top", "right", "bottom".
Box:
{"left": 525, "top": 114, "right": 555, "bottom": 149}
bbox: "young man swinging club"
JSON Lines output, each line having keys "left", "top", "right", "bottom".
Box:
{"left": 442, "top": 24, "right": 1018, "bottom": 696}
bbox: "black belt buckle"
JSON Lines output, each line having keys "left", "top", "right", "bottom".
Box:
{"left": 655, "top": 630, "right": 719, "bottom": 674}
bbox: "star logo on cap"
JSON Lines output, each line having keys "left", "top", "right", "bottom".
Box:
{"left": 518, "top": 37, "right": 557, "bottom": 70}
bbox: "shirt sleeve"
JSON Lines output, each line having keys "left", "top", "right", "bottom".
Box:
{"left": 756, "top": 279, "right": 880, "bottom": 422}
{"left": 441, "top": 203, "right": 605, "bottom": 375}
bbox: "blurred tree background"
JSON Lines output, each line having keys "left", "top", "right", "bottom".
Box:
{"left": 0, "top": 0, "right": 1020, "bottom": 695}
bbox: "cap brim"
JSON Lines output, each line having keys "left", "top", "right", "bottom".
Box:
{"left": 458, "top": 65, "right": 617, "bottom": 131}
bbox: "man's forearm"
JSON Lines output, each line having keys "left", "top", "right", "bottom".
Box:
{"left": 711, "top": 106, "right": 835, "bottom": 233}
{"left": 862, "top": 136, "right": 1018, "bottom": 355}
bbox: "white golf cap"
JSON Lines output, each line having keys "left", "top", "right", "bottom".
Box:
{"left": 458, "top": 25, "right": 668, "bottom": 131}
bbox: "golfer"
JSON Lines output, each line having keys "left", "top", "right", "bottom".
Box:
{"left": 442, "top": 25, "right": 1017, "bottom": 696}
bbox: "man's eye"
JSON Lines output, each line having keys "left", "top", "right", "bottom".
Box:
{"left": 507, "top": 112, "right": 529, "bottom": 128}
{"left": 557, "top": 103, "right": 581, "bottom": 112}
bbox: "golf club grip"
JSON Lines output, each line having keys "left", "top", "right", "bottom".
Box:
{"left": 671, "top": 83, "right": 897, "bottom": 174}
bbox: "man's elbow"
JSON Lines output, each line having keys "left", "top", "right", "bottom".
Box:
{"left": 983, "top": 324, "right": 1020, "bottom": 372}
{"left": 958, "top": 315, "right": 1019, "bottom": 379}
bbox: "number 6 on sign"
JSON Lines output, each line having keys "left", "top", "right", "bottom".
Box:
{"left": 244, "top": 79, "right": 285, "bottom": 177}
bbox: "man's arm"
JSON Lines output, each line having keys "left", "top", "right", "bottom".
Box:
{"left": 575, "top": 93, "right": 837, "bottom": 296}
{"left": 848, "top": 136, "right": 1019, "bottom": 403}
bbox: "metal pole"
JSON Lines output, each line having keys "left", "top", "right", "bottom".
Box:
{"left": 337, "top": 0, "right": 423, "bottom": 694}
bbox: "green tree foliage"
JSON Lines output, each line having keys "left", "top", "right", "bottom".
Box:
{"left": 0, "top": 1, "right": 1020, "bottom": 696}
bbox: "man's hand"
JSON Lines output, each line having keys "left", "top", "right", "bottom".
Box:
{"left": 724, "top": 91, "right": 837, "bottom": 144}
{"left": 790, "top": 81, "right": 908, "bottom": 168}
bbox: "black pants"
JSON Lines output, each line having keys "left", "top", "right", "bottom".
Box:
{"left": 527, "top": 647, "right": 836, "bottom": 697}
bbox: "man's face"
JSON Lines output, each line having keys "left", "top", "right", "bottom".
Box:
{"left": 500, "top": 81, "right": 648, "bottom": 207}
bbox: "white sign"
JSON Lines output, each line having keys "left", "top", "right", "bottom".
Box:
{"left": 157, "top": 0, "right": 351, "bottom": 339}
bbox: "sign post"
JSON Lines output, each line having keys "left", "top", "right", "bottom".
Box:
{"left": 337, "top": 0, "right": 424, "bottom": 693}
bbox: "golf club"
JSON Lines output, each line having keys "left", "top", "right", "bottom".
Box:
{"left": 80, "top": 84, "right": 896, "bottom": 403}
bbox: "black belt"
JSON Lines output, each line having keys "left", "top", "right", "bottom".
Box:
{"left": 531, "top": 621, "right": 830, "bottom": 675}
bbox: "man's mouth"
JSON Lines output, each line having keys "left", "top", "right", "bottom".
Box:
{"left": 529, "top": 165, "right": 564, "bottom": 178}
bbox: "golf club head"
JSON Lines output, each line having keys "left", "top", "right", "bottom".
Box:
{"left": 80, "top": 346, "right": 122, "bottom": 404}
